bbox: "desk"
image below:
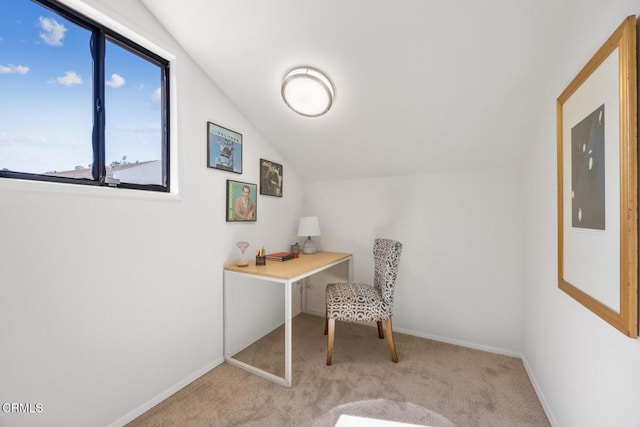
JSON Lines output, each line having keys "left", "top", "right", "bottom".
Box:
{"left": 224, "top": 251, "right": 352, "bottom": 387}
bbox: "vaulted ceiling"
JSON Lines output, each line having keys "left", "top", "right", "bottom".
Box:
{"left": 140, "top": 0, "right": 591, "bottom": 182}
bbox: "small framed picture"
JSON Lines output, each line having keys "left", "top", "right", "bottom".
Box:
{"left": 207, "top": 122, "right": 242, "bottom": 173}
{"left": 226, "top": 180, "right": 257, "bottom": 222}
{"left": 259, "top": 158, "right": 283, "bottom": 197}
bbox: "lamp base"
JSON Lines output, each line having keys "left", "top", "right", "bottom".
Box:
{"left": 302, "top": 236, "right": 317, "bottom": 254}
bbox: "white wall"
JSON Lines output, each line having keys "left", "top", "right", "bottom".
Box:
{"left": 0, "top": 1, "right": 303, "bottom": 426}
{"left": 523, "top": 2, "right": 640, "bottom": 426}
{"left": 225, "top": 276, "right": 304, "bottom": 357}
{"left": 304, "top": 166, "right": 524, "bottom": 355}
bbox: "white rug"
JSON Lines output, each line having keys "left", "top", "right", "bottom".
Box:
{"left": 314, "top": 398, "right": 458, "bottom": 427}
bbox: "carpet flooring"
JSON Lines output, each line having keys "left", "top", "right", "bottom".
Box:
{"left": 127, "top": 313, "right": 549, "bottom": 427}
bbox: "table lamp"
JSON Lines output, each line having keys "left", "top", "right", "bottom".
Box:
{"left": 297, "top": 216, "right": 321, "bottom": 254}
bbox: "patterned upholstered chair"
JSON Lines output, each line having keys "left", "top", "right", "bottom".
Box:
{"left": 324, "top": 238, "right": 403, "bottom": 365}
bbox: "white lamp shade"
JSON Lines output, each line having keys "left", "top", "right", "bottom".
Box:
{"left": 297, "top": 216, "right": 321, "bottom": 237}
{"left": 282, "top": 67, "right": 334, "bottom": 117}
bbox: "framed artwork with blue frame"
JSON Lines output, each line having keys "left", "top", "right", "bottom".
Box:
{"left": 207, "top": 122, "right": 242, "bottom": 173}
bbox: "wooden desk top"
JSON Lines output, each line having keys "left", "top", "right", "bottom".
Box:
{"left": 224, "top": 251, "right": 351, "bottom": 281}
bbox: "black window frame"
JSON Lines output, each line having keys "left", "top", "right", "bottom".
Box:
{"left": 0, "top": 0, "right": 170, "bottom": 193}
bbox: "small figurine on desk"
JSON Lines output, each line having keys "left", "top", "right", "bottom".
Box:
{"left": 290, "top": 243, "right": 300, "bottom": 258}
{"left": 236, "top": 241, "right": 250, "bottom": 267}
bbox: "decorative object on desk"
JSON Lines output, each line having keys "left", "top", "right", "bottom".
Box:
{"left": 556, "top": 15, "right": 638, "bottom": 338}
{"left": 265, "top": 251, "right": 295, "bottom": 262}
{"left": 298, "top": 216, "right": 321, "bottom": 254}
{"left": 207, "top": 122, "right": 242, "bottom": 174}
{"left": 226, "top": 180, "right": 257, "bottom": 222}
{"left": 290, "top": 243, "right": 300, "bottom": 258}
{"left": 236, "top": 241, "right": 250, "bottom": 267}
{"left": 259, "top": 159, "right": 283, "bottom": 197}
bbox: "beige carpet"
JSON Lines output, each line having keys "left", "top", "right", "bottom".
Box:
{"left": 127, "top": 313, "right": 549, "bottom": 427}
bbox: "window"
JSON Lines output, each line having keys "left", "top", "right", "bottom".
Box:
{"left": 0, "top": 0, "right": 170, "bottom": 192}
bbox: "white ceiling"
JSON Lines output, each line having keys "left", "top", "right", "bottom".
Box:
{"left": 140, "top": 0, "right": 576, "bottom": 182}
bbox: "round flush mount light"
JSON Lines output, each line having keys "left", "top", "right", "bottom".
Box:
{"left": 281, "top": 66, "right": 334, "bottom": 117}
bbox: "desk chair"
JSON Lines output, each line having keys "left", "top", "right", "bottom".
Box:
{"left": 324, "top": 238, "right": 403, "bottom": 365}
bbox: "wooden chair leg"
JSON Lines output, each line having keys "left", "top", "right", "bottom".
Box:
{"left": 376, "top": 320, "right": 384, "bottom": 339}
{"left": 384, "top": 317, "right": 398, "bottom": 363}
{"left": 326, "top": 318, "right": 335, "bottom": 365}
{"left": 324, "top": 309, "right": 328, "bottom": 335}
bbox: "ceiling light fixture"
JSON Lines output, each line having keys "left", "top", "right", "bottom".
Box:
{"left": 281, "top": 66, "right": 334, "bottom": 117}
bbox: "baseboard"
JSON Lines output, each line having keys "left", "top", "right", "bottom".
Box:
{"left": 107, "top": 357, "right": 224, "bottom": 427}
{"left": 226, "top": 313, "right": 302, "bottom": 356}
{"left": 391, "top": 326, "right": 522, "bottom": 358}
{"left": 305, "top": 312, "right": 520, "bottom": 358}
{"left": 521, "top": 355, "right": 558, "bottom": 426}
{"left": 107, "top": 322, "right": 557, "bottom": 427}
{"left": 304, "top": 308, "right": 325, "bottom": 318}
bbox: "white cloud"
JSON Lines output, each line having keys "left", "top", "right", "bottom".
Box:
{"left": 0, "top": 64, "right": 29, "bottom": 74}
{"left": 0, "top": 131, "right": 46, "bottom": 144}
{"left": 151, "top": 87, "right": 161, "bottom": 104}
{"left": 55, "top": 71, "right": 82, "bottom": 86}
{"left": 39, "top": 16, "right": 67, "bottom": 46}
{"left": 106, "top": 73, "right": 125, "bottom": 88}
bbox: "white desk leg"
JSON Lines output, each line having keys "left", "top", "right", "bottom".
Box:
{"left": 301, "top": 279, "right": 307, "bottom": 313}
{"left": 348, "top": 257, "right": 353, "bottom": 281}
{"left": 223, "top": 270, "right": 229, "bottom": 359}
{"left": 284, "top": 279, "right": 292, "bottom": 387}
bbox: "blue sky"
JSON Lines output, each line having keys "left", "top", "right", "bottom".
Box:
{"left": 0, "top": 0, "right": 162, "bottom": 173}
